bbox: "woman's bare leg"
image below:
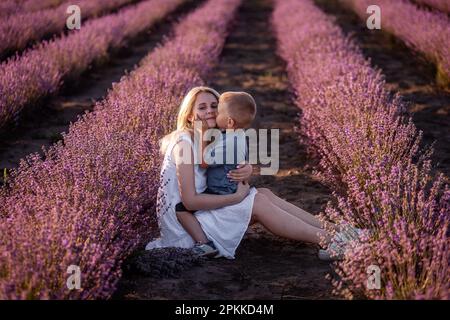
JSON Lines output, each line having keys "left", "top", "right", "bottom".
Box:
{"left": 251, "top": 193, "right": 332, "bottom": 245}
{"left": 257, "top": 188, "right": 337, "bottom": 231}
{"left": 176, "top": 211, "right": 208, "bottom": 244}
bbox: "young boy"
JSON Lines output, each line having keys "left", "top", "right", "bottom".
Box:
{"left": 176, "top": 91, "right": 257, "bottom": 257}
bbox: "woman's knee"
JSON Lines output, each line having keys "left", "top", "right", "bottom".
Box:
{"left": 252, "top": 193, "right": 271, "bottom": 219}
{"left": 254, "top": 192, "right": 269, "bottom": 203}
{"left": 257, "top": 188, "right": 273, "bottom": 197}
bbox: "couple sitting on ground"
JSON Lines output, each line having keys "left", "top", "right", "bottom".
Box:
{"left": 146, "top": 86, "right": 363, "bottom": 261}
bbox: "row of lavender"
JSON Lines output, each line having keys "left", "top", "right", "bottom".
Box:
{"left": 0, "top": 0, "right": 183, "bottom": 131}
{"left": 0, "top": 0, "right": 241, "bottom": 299}
{"left": 414, "top": 0, "right": 450, "bottom": 13}
{"left": 0, "top": 0, "right": 137, "bottom": 60}
{"left": 341, "top": 0, "right": 450, "bottom": 87}
{"left": 273, "top": 0, "right": 449, "bottom": 299}
{"left": 0, "top": 0, "right": 66, "bottom": 17}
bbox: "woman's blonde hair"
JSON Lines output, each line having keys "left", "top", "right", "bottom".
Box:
{"left": 160, "top": 86, "right": 220, "bottom": 154}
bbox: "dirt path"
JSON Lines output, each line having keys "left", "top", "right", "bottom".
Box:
{"left": 114, "top": 0, "right": 335, "bottom": 300}
{"left": 0, "top": 0, "right": 200, "bottom": 185}
{"left": 315, "top": 0, "right": 450, "bottom": 181}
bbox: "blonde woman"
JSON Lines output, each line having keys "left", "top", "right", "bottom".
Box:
{"left": 146, "top": 87, "right": 360, "bottom": 260}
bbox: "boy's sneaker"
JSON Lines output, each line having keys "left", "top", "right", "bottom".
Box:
{"left": 192, "top": 240, "right": 219, "bottom": 258}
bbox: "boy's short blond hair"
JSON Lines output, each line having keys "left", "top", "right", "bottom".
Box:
{"left": 219, "top": 91, "right": 257, "bottom": 128}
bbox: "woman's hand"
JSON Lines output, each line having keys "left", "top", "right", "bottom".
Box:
{"left": 234, "top": 181, "right": 250, "bottom": 202}
{"left": 228, "top": 163, "right": 253, "bottom": 182}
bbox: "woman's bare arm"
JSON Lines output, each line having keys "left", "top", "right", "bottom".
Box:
{"left": 174, "top": 139, "right": 250, "bottom": 211}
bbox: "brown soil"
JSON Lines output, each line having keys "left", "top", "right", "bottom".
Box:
{"left": 315, "top": 0, "right": 450, "bottom": 181}
{"left": 114, "top": 0, "right": 336, "bottom": 300}
{"left": 0, "top": 0, "right": 201, "bottom": 184}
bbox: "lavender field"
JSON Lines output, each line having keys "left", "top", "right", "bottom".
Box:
{"left": 0, "top": 0, "right": 448, "bottom": 300}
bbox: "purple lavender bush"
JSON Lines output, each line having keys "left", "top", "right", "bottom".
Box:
{"left": 414, "top": 0, "right": 450, "bottom": 14}
{"left": 0, "top": 0, "right": 137, "bottom": 59}
{"left": 0, "top": 0, "right": 241, "bottom": 300}
{"left": 273, "top": 0, "right": 449, "bottom": 299}
{"left": 0, "top": 0, "right": 68, "bottom": 17}
{"left": 0, "top": 0, "right": 185, "bottom": 131}
{"left": 341, "top": 0, "right": 450, "bottom": 87}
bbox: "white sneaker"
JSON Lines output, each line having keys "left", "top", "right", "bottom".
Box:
{"left": 339, "top": 224, "right": 364, "bottom": 243}
{"left": 318, "top": 225, "right": 365, "bottom": 261}
{"left": 318, "top": 241, "right": 345, "bottom": 261}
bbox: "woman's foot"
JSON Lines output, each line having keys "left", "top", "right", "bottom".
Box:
{"left": 318, "top": 230, "right": 350, "bottom": 261}
{"left": 318, "top": 238, "right": 346, "bottom": 261}
{"left": 318, "top": 225, "right": 365, "bottom": 261}
{"left": 192, "top": 240, "right": 219, "bottom": 258}
{"left": 339, "top": 224, "right": 364, "bottom": 242}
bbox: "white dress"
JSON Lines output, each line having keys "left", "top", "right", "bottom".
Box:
{"left": 145, "top": 132, "right": 258, "bottom": 259}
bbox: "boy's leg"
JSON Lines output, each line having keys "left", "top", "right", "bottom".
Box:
{"left": 176, "top": 211, "right": 209, "bottom": 244}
